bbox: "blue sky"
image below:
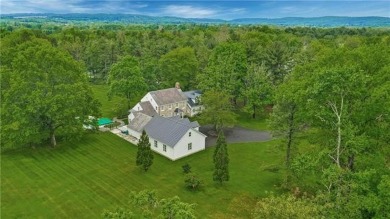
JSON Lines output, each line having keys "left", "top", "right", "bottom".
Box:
{"left": 2, "top": 1, "right": 389, "bottom": 19}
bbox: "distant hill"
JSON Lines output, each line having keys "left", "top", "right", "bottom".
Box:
{"left": 231, "top": 16, "right": 390, "bottom": 27}
{"left": 1, "top": 13, "right": 389, "bottom": 27}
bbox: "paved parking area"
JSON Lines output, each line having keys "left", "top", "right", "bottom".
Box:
{"left": 199, "top": 125, "right": 272, "bottom": 147}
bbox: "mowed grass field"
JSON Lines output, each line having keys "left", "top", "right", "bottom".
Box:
{"left": 1, "top": 132, "right": 284, "bottom": 218}
{"left": 90, "top": 84, "right": 124, "bottom": 119}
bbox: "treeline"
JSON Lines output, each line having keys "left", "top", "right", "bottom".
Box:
{"left": 0, "top": 24, "right": 389, "bottom": 86}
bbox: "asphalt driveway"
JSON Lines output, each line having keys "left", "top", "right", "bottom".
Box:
{"left": 199, "top": 125, "right": 272, "bottom": 147}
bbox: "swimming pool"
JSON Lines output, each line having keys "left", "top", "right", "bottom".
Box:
{"left": 98, "top": 118, "right": 113, "bottom": 126}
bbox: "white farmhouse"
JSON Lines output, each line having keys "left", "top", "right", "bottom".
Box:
{"left": 127, "top": 113, "right": 206, "bottom": 161}
{"left": 128, "top": 87, "right": 188, "bottom": 123}
{"left": 128, "top": 83, "right": 204, "bottom": 123}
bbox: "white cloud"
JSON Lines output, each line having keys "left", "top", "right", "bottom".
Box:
{"left": 161, "top": 5, "right": 217, "bottom": 18}
{"left": 1, "top": 0, "right": 145, "bottom": 14}
{"left": 231, "top": 8, "right": 246, "bottom": 13}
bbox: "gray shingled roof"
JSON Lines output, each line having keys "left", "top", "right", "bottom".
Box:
{"left": 128, "top": 113, "right": 152, "bottom": 132}
{"left": 144, "top": 116, "right": 201, "bottom": 147}
{"left": 150, "top": 88, "right": 188, "bottom": 106}
{"left": 139, "top": 101, "right": 157, "bottom": 117}
{"left": 183, "top": 90, "right": 202, "bottom": 107}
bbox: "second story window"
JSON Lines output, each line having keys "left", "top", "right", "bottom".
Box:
{"left": 154, "top": 140, "right": 157, "bottom": 147}
{"left": 189, "top": 132, "right": 191, "bottom": 137}
{"left": 188, "top": 143, "right": 192, "bottom": 150}
{"left": 163, "top": 144, "right": 167, "bottom": 152}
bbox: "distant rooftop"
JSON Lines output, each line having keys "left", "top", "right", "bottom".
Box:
{"left": 184, "top": 90, "right": 202, "bottom": 107}
{"left": 150, "top": 88, "right": 188, "bottom": 106}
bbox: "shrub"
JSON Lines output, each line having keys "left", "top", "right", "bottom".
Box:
{"left": 182, "top": 163, "right": 191, "bottom": 174}
{"left": 184, "top": 173, "right": 202, "bottom": 191}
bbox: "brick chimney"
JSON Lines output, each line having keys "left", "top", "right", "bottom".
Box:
{"left": 175, "top": 82, "right": 181, "bottom": 90}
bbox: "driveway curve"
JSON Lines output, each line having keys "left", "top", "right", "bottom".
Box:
{"left": 199, "top": 125, "right": 272, "bottom": 147}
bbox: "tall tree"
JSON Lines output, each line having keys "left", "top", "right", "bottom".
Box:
{"left": 198, "top": 42, "right": 247, "bottom": 103}
{"left": 199, "top": 90, "right": 237, "bottom": 131}
{"left": 269, "top": 72, "right": 307, "bottom": 171}
{"left": 136, "top": 130, "right": 154, "bottom": 172}
{"left": 158, "top": 47, "right": 199, "bottom": 90}
{"left": 243, "top": 64, "right": 273, "bottom": 118}
{"left": 213, "top": 130, "right": 229, "bottom": 184}
{"left": 264, "top": 41, "right": 292, "bottom": 86}
{"left": 1, "top": 37, "right": 99, "bottom": 148}
{"left": 107, "top": 55, "right": 147, "bottom": 108}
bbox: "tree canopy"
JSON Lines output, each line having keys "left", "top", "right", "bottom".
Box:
{"left": 1, "top": 34, "right": 99, "bottom": 148}
{"left": 107, "top": 55, "right": 147, "bottom": 108}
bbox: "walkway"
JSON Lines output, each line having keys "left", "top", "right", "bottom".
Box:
{"left": 110, "top": 128, "right": 139, "bottom": 145}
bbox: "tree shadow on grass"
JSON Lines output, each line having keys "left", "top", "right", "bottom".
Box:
{"left": 1, "top": 132, "right": 101, "bottom": 159}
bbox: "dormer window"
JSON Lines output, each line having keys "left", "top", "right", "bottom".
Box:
{"left": 189, "top": 132, "right": 191, "bottom": 137}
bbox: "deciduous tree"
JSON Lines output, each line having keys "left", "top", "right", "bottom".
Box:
{"left": 198, "top": 42, "right": 247, "bottom": 103}
{"left": 199, "top": 90, "right": 237, "bottom": 131}
{"left": 1, "top": 37, "right": 99, "bottom": 148}
{"left": 243, "top": 64, "right": 273, "bottom": 119}
{"left": 107, "top": 55, "right": 147, "bottom": 108}
{"left": 158, "top": 47, "right": 199, "bottom": 90}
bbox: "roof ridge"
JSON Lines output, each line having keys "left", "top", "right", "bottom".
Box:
{"left": 150, "top": 87, "right": 176, "bottom": 93}
{"left": 160, "top": 116, "right": 197, "bottom": 128}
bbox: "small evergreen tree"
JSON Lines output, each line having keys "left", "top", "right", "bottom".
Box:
{"left": 213, "top": 129, "right": 224, "bottom": 163}
{"left": 213, "top": 130, "right": 229, "bottom": 184}
{"left": 182, "top": 163, "right": 192, "bottom": 174}
{"left": 136, "top": 130, "right": 154, "bottom": 172}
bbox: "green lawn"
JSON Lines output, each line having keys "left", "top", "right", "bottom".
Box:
{"left": 90, "top": 84, "right": 125, "bottom": 119}
{"left": 1, "top": 133, "right": 284, "bottom": 218}
{"left": 235, "top": 111, "right": 270, "bottom": 131}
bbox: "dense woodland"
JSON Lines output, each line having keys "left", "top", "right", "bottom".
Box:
{"left": 1, "top": 23, "right": 390, "bottom": 218}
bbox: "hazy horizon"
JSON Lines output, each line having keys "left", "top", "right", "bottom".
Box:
{"left": 2, "top": 1, "right": 389, "bottom": 19}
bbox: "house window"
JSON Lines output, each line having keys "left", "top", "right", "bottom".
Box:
{"left": 188, "top": 143, "right": 192, "bottom": 150}
{"left": 163, "top": 144, "right": 167, "bottom": 152}
{"left": 155, "top": 106, "right": 158, "bottom": 111}
{"left": 154, "top": 140, "right": 157, "bottom": 147}
{"left": 189, "top": 132, "right": 191, "bottom": 137}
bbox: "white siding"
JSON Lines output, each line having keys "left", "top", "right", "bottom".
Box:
{"left": 141, "top": 93, "right": 159, "bottom": 111}
{"left": 172, "top": 129, "right": 206, "bottom": 160}
{"left": 131, "top": 103, "right": 143, "bottom": 112}
{"left": 128, "top": 112, "right": 135, "bottom": 123}
{"left": 127, "top": 127, "right": 206, "bottom": 161}
{"left": 149, "top": 137, "right": 175, "bottom": 160}
{"left": 128, "top": 129, "right": 141, "bottom": 140}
